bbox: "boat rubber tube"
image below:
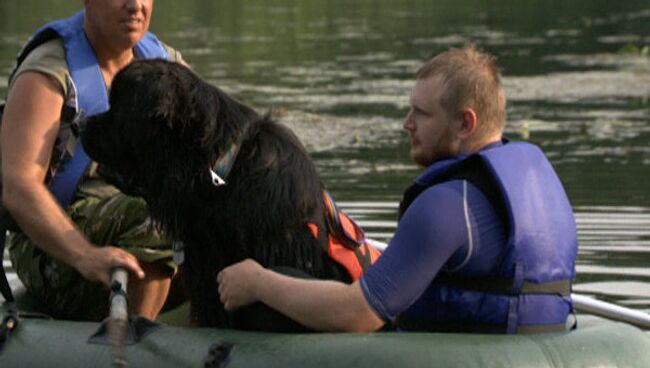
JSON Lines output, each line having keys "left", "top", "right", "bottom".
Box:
{"left": 1, "top": 304, "right": 650, "bottom": 368}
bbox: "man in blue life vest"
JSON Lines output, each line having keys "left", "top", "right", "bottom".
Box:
{"left": 217, "top": 44, "right": 578, "bottom": 334}
{"left": 1, "top": 0, "right": 185, "bottom": 320}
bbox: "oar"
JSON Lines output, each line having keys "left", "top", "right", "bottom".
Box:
{"left": 572, "top": 293, "right": 650, "bottom": 330}
{"left": 108, "top": 268, "right": 129, "bottom": 367}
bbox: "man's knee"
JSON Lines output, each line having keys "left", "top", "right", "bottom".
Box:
{"left": 128, "top": 261, "right": 174, "bottom": 319}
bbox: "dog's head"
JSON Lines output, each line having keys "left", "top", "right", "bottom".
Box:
{"left": 81, "top": 59, "right": 260, "bottom": 199}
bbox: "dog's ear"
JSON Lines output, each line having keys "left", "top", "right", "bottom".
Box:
{"left": 140, "top": 62, "right": 261, "bottom": 154}
{"left": 196, "top": 84, "right": 261, "bottom": 147}
{"left": 152, "top": 104, "right": 176, "bottom": 130}
{"left": 157, "top": 76, "right": 223, "bottom": 150}
{"left": 149, "top": 75, "right": 183, "bottom": 130}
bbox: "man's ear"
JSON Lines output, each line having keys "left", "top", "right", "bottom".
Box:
{"left": 459, "top": 108, "right": 478, "bottom": 139}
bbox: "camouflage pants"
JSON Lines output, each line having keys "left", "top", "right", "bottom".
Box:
{"left": 7, "top": 193, "right": 174, "bottom": 321}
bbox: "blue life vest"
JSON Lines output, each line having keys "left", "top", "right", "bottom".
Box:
{"left": 14, "top": 11, "right": 169, "bottom": 208}
{"left": 397, "top": 141, "right": 577, "bottom": 334}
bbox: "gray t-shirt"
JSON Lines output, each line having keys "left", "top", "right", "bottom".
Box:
{"left": 10, "top": 37, "right": 184, "bottom": 200}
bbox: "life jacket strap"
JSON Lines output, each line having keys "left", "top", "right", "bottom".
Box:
{"left": 0, "top": 230, "right": 14, "bottom": 303}
{"left": 0, "top": 198, "right": 19, "bottom": 302}
{"left": 7, "top": 29, "right": 60, "bottom": 85}
{"left": 435, "top": 273, "right": 572, "bottom": 296}
{"left": 0, "top": 105, "right": 17, "bottom": 303}
{"left": 397, "top": 314, "right": 567, "bottom": 334}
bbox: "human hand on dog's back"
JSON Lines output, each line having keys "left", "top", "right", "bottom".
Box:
{"left": 217, "top": 259, "right": 265, "bottom": 311}
{"left": 217, "top": 259, "right": 384, "bottom": 332}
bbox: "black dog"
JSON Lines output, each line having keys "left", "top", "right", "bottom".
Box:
{"left": 81, "top": 59, "right": 354, "bottom": 331}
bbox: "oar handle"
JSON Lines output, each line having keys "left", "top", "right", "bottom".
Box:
{"left": 110, "top": 268, "right": 129, "bottom": 321}
{"left": 572, "top": 293, "right": 650, "bottom": 330}
{"left": 108, "top": 267, "right": 129, "bottom": 367}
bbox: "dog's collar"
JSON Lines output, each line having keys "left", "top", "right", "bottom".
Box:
{"left": 209, "top": 142, "right": 240, "bottom": 187}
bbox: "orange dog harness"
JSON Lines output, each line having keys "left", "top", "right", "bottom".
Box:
{"left": 309, "top": 191, "right": 382, "bottom": 281}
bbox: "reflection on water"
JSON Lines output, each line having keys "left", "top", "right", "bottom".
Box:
{"left": 0, "top": 0, "right": 649, "bottom": 311}
{"left": 558, "top": 207, "right": 650, "bottom": 309}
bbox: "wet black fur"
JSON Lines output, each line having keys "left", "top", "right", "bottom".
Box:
{"left": 81, "top": 59, "right": 350, "bottom": 330}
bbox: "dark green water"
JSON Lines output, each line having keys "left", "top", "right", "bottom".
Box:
{"left": 1, "top": 1, "right": 649, "bottom": 309}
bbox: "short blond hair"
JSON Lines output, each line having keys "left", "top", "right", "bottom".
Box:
{"left": 416, "top": 44, "right": 506, "bottom": 138}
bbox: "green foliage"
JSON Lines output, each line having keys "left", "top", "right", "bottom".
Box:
{"left": 617, "top": 43, "right": 650, "bottom": 56}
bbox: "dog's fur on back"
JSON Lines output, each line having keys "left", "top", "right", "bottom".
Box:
{"left": 81, "top": 59, "right": 350, "bottom": 330}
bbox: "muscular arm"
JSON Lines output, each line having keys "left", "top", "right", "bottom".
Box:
{"left": 1, "top": 71, "right": 144, "bottom": 286}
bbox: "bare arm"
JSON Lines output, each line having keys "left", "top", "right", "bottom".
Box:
{"left": 1, "top": 71, "right": 144, "bottom": 286}
{"left": 217, "top": 259, "right": 385, "bottom": 332}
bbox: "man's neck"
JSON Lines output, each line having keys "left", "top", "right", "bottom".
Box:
{"left": 83, "top": 22, "right": 136, "bottom": 87}
{"left": 460, "top": 133, "right": 503, "bottom": 154}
